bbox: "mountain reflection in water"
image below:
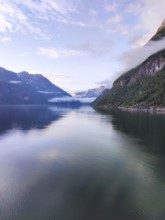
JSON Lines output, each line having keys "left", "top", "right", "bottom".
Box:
{"left": 97, "top": 109, "right": 165, "bottom": 155}
{"left": 0, "top": 105, "right": 70, "bottom": 134}
{"left": 0, "top": 106, "right": 164, "bottom": 220}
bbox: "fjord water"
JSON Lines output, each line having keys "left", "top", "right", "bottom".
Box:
{"left": 0, "top": 106, "right": 165, "bottom": 220}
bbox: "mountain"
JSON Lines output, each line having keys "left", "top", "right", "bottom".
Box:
{"left": 0, "top": 67, "right": 71, "bottom": 104}
{"left": 150, "top": 19, "right": 165, "bottom": 41}
{"left": 0, "top": 67, "right": 46, "bottom": 104}
{"left": 18, "top": 71, "right": 71, "bottom": 99}
{"left": 93, "top": 88, "right": 110, "bottom": 104}
{"left": 94, "top": 20, "right": 165, "bottom": 112}
{"left": 76, "top": 86, "right": 105, "bottom": 98}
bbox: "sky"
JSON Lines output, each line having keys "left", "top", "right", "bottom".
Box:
{"left": 0, "top": 0, "right": 165, "bottom": 94}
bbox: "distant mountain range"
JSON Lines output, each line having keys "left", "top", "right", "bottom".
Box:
{"left": 0, "top": 67, "right": 71, "bottom": 104}
{"left": 76, "top": 86, "right": 105, "bottom": 98}
{"left": 94, "top": 19, "right": 165, "bottom": 112}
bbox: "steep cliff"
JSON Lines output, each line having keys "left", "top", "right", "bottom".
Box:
{"left": 94, "top": 20, "right": 165, "bottom": 110}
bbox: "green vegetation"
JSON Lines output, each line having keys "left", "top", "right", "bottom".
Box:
{"left": 114, "top": 67, "right": 138, "bottom": 85}
{"left": 94, "top": 68, "right": 165, "bottom": 108}
{"left": 114, "top": 49, "right": 165, "bottom": 85}
{"left": 94, "top": 21, "right": 165, "bottom": 109}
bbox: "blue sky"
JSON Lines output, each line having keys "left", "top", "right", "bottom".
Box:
{"left": 0, "top": 0, "right": 164, "bottom": 93}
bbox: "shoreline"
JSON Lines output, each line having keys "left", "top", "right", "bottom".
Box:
{"left": 96, "top": 105, "right": 165, "bottom": 114}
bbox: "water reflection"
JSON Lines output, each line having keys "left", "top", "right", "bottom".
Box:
{"left": 0, "top": 105, "right": 70, "bottom": 135}
{"left": 97, "top": 109, "right": 165, "bottom": 155}
{"left": 0, "top": 106, "right": 164, "bottom": 220}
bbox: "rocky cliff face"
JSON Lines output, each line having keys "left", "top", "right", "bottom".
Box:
{"left": 114, "top": 50, "right": 165, "bottom": 88}
{"left": 94, "top": 20, "right": 165, "bottom": 110}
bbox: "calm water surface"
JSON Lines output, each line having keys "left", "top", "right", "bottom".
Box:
{"left": 0, "top": 106, "right": 165, "bottom": 220}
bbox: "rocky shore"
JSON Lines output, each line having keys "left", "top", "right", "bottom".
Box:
{"left": 96, "top": 105, "right": 165, "bottom": 114}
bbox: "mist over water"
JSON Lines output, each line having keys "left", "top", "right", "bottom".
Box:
{"left": 0, "top": 106, "right": 164, "bottom": 220}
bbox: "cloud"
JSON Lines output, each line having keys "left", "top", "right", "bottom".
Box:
{"left": 0, "top": 16, "right": 13, "bottom": 32}
{"left": 106, "top": 23, "right": 130, "bottom": 36}
{"left": 0, "top": 0, "right": 104, "bottom": 38}
{"left": 119, "top": 37, "right": 165, "bottom": 72}
{"left": 89, "top": 9, "right": 98, "bottom": 16}
{"left": 0, "top": 0, "right": 164, "bottom": 42}
{"left": 37, "top": 38, "right": 115, "bottom": 59}
{"left": 0, "top": 37, "right": 12, "bottom": 43}
{"left": 29, "top": 70, "right": 72, "bottom": 80}
{"left": 99, "top": 0, "right": 165, "bottom": 88}
{"left": 70, "top": 39, "right": 115, "bottom": 57}
{"left": 106, "top": 15, "right": 123, "bottom": 24}
{"left": 126, "top": 0, "right": 165, "bottom": 46}
{"left": 9, "top": 80, "right": 22, "bottom": 84}
{"left": 139, "top": 0, "right": 165, "bottom": 34}
{"left": 118, "top": 24, "right": 129, "bottom": 35}
{"left": 0, "top": 0, "right": 79, "bottom": 36}
{"left": 0, "top": 0, "right": 124, "bottom": 38}
{"left": 97, "top": 77, "right": 114, "bottom": 87}
{"left": 0, "top": 0, "right": 43, "bottom": 36}
{"left": 51, "top": 74, "right": 72, "bottom": 80}
{"left": 125, "top": 1, "right": 142, "bottom": 16}
{"left": 37, "top": 47, "right": 85, "bottom": 59}
{"left": 104, "top": 2, "right": 117, "bottom": 13}
{"left": 98, "top": 37, "right": 165, "bottom": 88}
{"left": 57, "top": 18, "right": 90, "bottom": 27}
{"left": 49, "top": 96, "right": 95, "bottom": 103}
{"left": 129, "top": 33, "right": 151, "bottom": 48}
{"left": 28, "top": 70, "right": 77, "bottom": 92}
